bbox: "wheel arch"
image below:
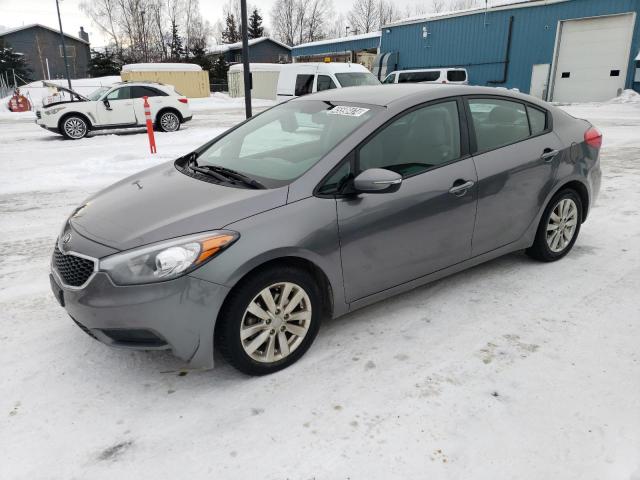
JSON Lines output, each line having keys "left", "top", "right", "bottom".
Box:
{"left": 155, "top": 106, "right": 183, "bottom": 124}
{"left": 553, "top": 179, "right": 590, "bottom": 222}
{"left": 213, "top": 255, "right": 335, "bottom": 339}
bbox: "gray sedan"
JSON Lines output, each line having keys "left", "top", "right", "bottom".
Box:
{"left": 50, "top": 84, "right": 602, "bottom": 375}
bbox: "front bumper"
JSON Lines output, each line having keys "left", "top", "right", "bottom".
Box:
{"left": 50, "top": 269, "right": 230, "bottom": 370}
{"left": 35, "top": 116, "right": 59, "bottom": 133}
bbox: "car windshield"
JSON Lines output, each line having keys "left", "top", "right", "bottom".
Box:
{"left": 87, "top": 87, "right": 110, "bottom": 101}
{"left": 195, "top": 100, "right": 377, "bottom": 188}
{"left": 335, "top": 72, "right": 380, "bottom": 87}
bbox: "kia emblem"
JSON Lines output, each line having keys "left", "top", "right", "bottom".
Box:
{"left": 62, "top": 232, "right": 72, "bottom": 244}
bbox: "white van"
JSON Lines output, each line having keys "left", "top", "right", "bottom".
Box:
{"left": 383, "top": 68, "right": 469, "bottom": 85}
{"left": 276, "top": 63, "right": 379, "bottom": 102}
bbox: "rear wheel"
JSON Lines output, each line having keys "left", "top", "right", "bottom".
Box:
{"left": 157, "top": 111, "right": 180, "bottom": 132}
{"left": 216, "top": 267, "right": 322, "bottom": 375}
{"left": 61, "top": 115, "right": 89, "bottom": 139}
{"left": 526, "top": 189, "right": 582, "bottom": 262}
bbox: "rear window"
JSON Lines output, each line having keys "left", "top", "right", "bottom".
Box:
{"left": 295, "top": 74, "right": 314, "bottom": 96}
{"left": 447, "top": 70, "right": 467, "bottom": 82}
{"left": 398, "top": 71, "right": 440, "bottom": 83}
{"left": 334, "top": 72, "right": 380, "bottom": 87}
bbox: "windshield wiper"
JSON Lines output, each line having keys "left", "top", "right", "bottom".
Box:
{"left": 203, "top": 165, "right": 266, "bottom": 190}
{"left": 185, "top": 154, "right": 266, "bottom": 189}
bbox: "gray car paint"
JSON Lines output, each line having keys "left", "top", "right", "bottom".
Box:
{"left": 50, "top": 84, "right": 601, "bottom": 369}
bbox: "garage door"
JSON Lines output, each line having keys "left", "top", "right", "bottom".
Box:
{"left": 550, "top": 13, "right": 636, "bottom": 102}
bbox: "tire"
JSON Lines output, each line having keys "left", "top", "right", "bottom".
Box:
{"left": 526, "top": 189, "right": 583, "bottom": 262}
{"left": 157, "top": 111, "right": 181, "bottom": 132}
{"left": 216, "top": 266, "right": 323, "bottom": 375}
{"left": 60, "top": 115, "right": 89, "bottom": 139}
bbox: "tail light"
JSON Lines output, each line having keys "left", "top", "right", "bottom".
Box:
{"left": 584, "top": 126, "right": 602, "bottom": 148}
{"left": 178, "top": 98, "right": 188, "bottom": 104}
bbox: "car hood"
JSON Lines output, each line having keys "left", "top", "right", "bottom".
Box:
{"left": 42, "top": 80, "right": 90, "bottom": 101}
{"left": 69, "top": 161, "right": 289, "bottom": 251}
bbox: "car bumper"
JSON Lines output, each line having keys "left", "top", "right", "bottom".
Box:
{"left": 35, "top": 117, "right": 59, "bottom": 133}
{"left": 182, "top": 115, "right": 193, "bottom": 123}
{"left": 50, "top": 269, "right": 230, "bottom": 370}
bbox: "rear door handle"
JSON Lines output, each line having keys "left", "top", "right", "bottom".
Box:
{"left": 541, "top": 148, "right": 559, "bottom": 162}
{"left": 449, "top": 180, "right": 475, "bottom": 196}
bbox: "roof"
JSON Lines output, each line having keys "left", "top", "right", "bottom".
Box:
{"left": 0, "top": 23, "right": 89, "bottom": 44}
{"left": 295, "top": 31, "right": 381, "bottom": 49}
{"left": 210, "top": 37, "right": 291, "bottom": 54}
{"left": 122, "top": 63, "right": 202, "bottom": 72}
{"left": 302, "top": 84, "right": 541, "bottom": 107}
{"left": 383, "top": 0, "right": 572, "bottom": 28}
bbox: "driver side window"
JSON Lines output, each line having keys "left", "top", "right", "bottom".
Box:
{"left": 358, "top": 100, "right": 461, "bottom": 178}
{"left": 106, "top": 87, "right": 131, "bottom": 100}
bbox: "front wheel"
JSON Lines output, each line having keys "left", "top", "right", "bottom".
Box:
{"left": 526, "top": 189, "right": 582, "bottom": 262}
{"left": 157, "top": 111, "right": 180, "bottom": 132}
{"left": 61, "top": 115, "right": 89, "bottom": 139}
{"left": 216, "top": 267, "right": 322, "bottom": 375}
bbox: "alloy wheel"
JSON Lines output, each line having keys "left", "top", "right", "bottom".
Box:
{"left": 240, "top": 282, "right": 312, "bottom": 363}
{"left": 160, "top": 112, "right": 179, "bottom": 131}
{"left": 64, "top": 118, "right": 87, "bottom": 139}
{"left": 546, "top": 198, "right": 578, "bottom": 253}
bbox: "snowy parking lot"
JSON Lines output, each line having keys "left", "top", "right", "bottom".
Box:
{"left": 1, "top": 93, "right": 639, "bottom": 479}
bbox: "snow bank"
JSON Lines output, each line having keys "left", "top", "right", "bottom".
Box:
{"left": 122, "top": 63, "right": 202, "bottom": 72}
{"left": 0, "top": 76, "right": 121, "bottom": 111}
{"left": 188, "top": 92, "right": 275, "bottom": 111}
{"left": 605, "top": 89, "right": 640, "bottom": 105}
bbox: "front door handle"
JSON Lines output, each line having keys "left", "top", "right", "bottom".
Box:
{"left": 449, "top": 180, "right": 475, "bottom": 197}
{"left": 541, "top": 148, "right": 559, "bottom": 162}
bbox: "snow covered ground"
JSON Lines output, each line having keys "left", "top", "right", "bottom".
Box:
{"left": 1, "top": 93, "right": 639, "bottom": 480}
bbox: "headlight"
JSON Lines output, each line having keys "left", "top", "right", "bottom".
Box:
{"left": 99, "top": 231, "right": 239, "bottom": 285}
{"left": 45, "top": 107, "right": 65, "bottom": 115}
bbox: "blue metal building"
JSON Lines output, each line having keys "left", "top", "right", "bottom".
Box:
{"left": 291, "top": 32, "right": 380, "bottom": 62}
{"left": 380, "top": 0, "right": 640, "bottom": 102}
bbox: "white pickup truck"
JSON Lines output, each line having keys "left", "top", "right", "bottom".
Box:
{"left": 35, "top": 81, "right": 192, "bottom": 139}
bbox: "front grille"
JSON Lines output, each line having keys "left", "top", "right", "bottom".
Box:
{"left": 53, "top": 245, "right": 95, "bottom": 287}
{"left": 36, "top": 111, "right": 42, "bottom": 119}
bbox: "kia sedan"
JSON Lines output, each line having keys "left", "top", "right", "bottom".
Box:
{"left": 50, "top": 84, "right": 602, "bottom": 375}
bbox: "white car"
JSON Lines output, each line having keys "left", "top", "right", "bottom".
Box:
{"left": 382, "top": 68, "right": 469, "bottom": 85}
{"left": 35, "top": 81, "right": 192, "bottom": 139}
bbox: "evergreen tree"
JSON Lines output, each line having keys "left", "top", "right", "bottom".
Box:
{"left": 248, "top": 8, "right": 264, "bottom": 39}
{"left": 222, "top": 13, "right": 240, "bottom": 43}
{"left": 211, "top": 55, "right": 229, "bottom": 82}
{"left": 87, "top": 49, "right": 120, "bottom": 77}
{"left": 189, "top": 40, "right": 215, "bottom": 73}
{"left": 169, "top": 21, "right": 186, "bottom": 61}
{"left": 0, "top": 39, "right": 32, "bottom": 83}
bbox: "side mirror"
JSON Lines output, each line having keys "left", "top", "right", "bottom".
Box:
{"left": 103, "top": 99, "right": 111, "bottom": 110}
{"left": 353, "top": 168, "right": 402, "bottom": 194}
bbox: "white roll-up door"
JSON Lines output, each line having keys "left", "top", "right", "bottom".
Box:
{"left": 550, "top": 13, "right": 636, "bottom": 102}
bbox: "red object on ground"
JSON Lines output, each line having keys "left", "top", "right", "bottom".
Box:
{"left": 8, "top": 93, "right": 31, "bottom": 112}
{"left": 142, "top": 96, "right": 157, "bottom": 154}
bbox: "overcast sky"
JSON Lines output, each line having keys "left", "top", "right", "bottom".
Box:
{"left": 0, "top": 0, "right": 447, "bottom": 47}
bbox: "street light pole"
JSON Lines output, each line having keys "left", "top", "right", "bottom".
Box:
{"left": 55, "top": 0, "right": 73, "bottom": 91}
{"left": 240, "top": 0, "right": 252, "bottom": 118}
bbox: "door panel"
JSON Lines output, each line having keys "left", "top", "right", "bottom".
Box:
{"left": 337, "top": 158, "right": 478, "bottom": 302}
{"left": 97, "top": 87, "right": 135, "bottom": 125}
{"left": 471, "top": 132, "right": 563, "bottom": 256}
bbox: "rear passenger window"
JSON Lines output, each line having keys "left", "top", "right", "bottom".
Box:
{"left": 447, "top": 70, "right": 466, "bottom": 82}
{"left": 358, "top": 100, "right": 461, "bottom": 177}
{"left": 398, "top": 71, "right": 440, "bottom": 83}
{"left": 295, "top": 74, "right": 314, "bottom": 96}
{"left": 469, "top": 99, "right": 530, "bottom": 152}
{"left": 527, "top": 106, "right": 547, "bottom": 135}
{"left": 132, "top": 86, "right": 167, "bottom": 98}
{"left": 316, "top": 75, "right": 336, "bottom": 91}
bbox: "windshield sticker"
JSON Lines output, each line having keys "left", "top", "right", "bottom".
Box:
{"left": 328, "top": 106, "right": 370, "bottom": 117}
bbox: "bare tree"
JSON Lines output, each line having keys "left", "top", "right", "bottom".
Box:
{"left": 348, "top": 0, "right": 378, "bottom": 34}
{"left": 305, "top": 0, "right": 331, "bottom": 42}
{"left": 378, "top": 0, "right": 400, "bottom": 27}
{"left": 271, "top": 0, "right": 300, "bottom": 45}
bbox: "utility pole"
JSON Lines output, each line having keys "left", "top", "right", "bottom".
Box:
{"left": 240, "top": 0, "right": 252, "bottom": 118}
{"left": 55, "top": 0, "right": 73, "bottom": 91}
{"left": 345, "top": 26, "right": 350, "bottom": 37}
